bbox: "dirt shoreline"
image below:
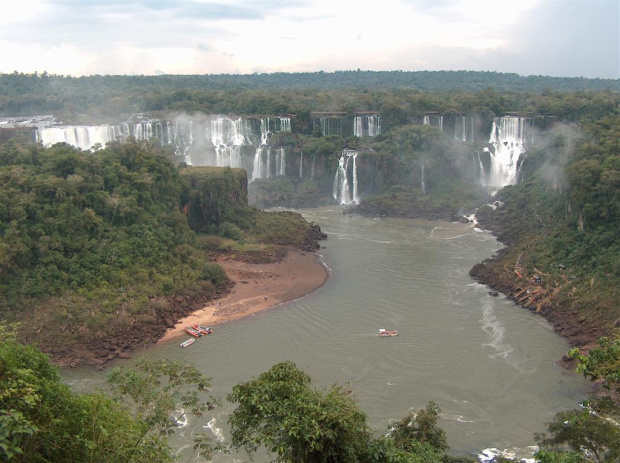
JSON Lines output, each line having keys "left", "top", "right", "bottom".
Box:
{"left": 159, "top": 249, "right": 329, "bottom": 343}
{"left": 469, "top": 249, "right": 608, "bottom": 369}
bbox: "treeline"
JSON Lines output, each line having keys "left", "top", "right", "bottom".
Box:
{"left": 0, "top": 71, "right": 618, "bottom": 123}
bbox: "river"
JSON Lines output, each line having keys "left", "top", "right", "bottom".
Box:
{"left": 62, "top": 207, "right": 587, "bottom": 461}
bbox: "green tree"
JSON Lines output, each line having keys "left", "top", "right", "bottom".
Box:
{"left": 107, "top": 358, "right": 220, "bottom": 459}
{"left": 535, "top": 409, "right": 619, "bottom": 463}
{"left": 0, "top": 325, "right": 185, "bottom": 462}
{"left": 535, "top": 337, "right": 620, "bottom": 463}
{"left": 227, "top": 361, "right": 372, "bottom": 462}
{"left": 389, "top": 402, "right": 449, "bottom": 454}
{"left": 571, "top": 338, "right": 620, "bottom": 397}
{"left": 228, "top": 362, "right": 469, "bottom": 463}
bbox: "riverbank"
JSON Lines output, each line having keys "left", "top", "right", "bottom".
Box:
{"left": 468, "top": 233, "right": 612, "bottom": 370}
{"left": 159, "top": 248, "right": 329, "bottom": 342}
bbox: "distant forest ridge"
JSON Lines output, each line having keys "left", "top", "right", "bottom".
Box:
{"left": 1, "top": 69, "right": 618, "bottom": 93}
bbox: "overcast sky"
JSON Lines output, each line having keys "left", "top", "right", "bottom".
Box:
{"left": 1, "top": 0, "right": 618, "bottom": 78}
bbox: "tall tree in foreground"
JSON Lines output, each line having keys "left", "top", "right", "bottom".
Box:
{"left": 227, "top": 361, "right": 372, "bottom": 462}
{"left": 227, "top": 361, "right": 472, "bottom": 463}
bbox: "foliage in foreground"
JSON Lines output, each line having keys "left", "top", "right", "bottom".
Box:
{"left": 0, "top": 325, "right": 218, "bottom": 462}
{"left": 534, "top": 337, "right": 620, "bottom": 463}
{"left": 227, "top": 361, "right": 470, "bottom": 463}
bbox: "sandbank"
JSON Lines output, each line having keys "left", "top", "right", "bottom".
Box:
{"left": 159, "top": 249, "right": 328, "bottom": 342}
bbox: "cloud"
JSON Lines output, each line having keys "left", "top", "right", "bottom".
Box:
{"left": 474, "top": 0, "right": 620, "bottom": 78}
{"left": 196, "top": 43, "right": 212, "bottom": 52}
{"left": 1, "top": 0, "right": 617, "bottom": 77}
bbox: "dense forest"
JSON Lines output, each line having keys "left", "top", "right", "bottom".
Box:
{"left": 0, "top": 70, "right": 618, "bottom": 122}
{"left": 0, "top": 139, "right": 324, "bottom": 366}
{"left": 0, "top": 71, "right": 619, "bottom": 461}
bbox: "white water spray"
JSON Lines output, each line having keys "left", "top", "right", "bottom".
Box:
{"left": 485, "top": 116, "right": 533, "bottom": 188}
{"left": 455, "top": 116, "right": 474, "bottom": 142}
{"left": 333, "top": 150, "right": 360, "bottom": 205}
{"left": 354, "top": 115, "right": 381, "bottom": 137}
{"left": 275, "top": 148, "right": 286, "bottom": 176}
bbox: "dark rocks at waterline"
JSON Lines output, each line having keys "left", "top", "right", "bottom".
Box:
{"left": 301, "top": 223, "right": 328, "bottom": 251}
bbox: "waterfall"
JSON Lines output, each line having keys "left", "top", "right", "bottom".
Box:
{"left": 278, "top": 117, "right": 291, "bottom": 132}
{"left": 455, "top": 116, "right": 474, "bottom": 142}
{"left": 333, "top": 156, "right": 351, "bottom": 205}
{"left": 299, "top": 151, "right": 303, "bottom": 179}
{"left": 354, "top": 117, "right": 363, "bottom": 137}
{"left": 485, "top": 116, "right": 533, "bottom": 188}
{"left": 368, "top": 115, "right": 381, "bottom": 137}
{"left": 133, "top": 122, "right": 143, "bottom": 140}
{"left": 211, "top": 118, "right": 250, "bottom": 168}
{"left": 311, "top": 155, "right": 316, "bottom": 182}
{"left": 37, "top": 125, "right": 121, "bottom": 150}
{"left": 353, "top": 115, "right": 381, "bottom": 138}
{"left": 211, "top": 119, "right": 224, "bottom": 147}
{"left": 420, "top": 162, "right": 426, "bottom": 195}
{"left": 173, "top": 121, "right": 182, "bottom": 156}
{"left": 184, "top": 121, "right": 193, "bottom": 164}
{"left": 275, "top": 148, "right": 286, "bottom": 176}
{"left": 316, "top": 117, "right": 343, "bottom": 137}
{"left": 233, "top": 118, "right": 252, "bottom": 145}
{"left": 156, "top": 121, "right": 164, "bottom": 145}
{"left": 260, "top": 118, "right": 271, "bottom": 145}
{"left": 332, "top": 150, "right": 359, "bottom": 205}
{"left": 351, "top": 152, "right": 359, "bottom": 203}
{"left": 423, "top": 115, "right": 443, "bottom": 130}
{"left": 252, "top": 147, "right": 264, "bottom": 181}
{"left": 35, "top": 114, "right": 291, "bottom": 169}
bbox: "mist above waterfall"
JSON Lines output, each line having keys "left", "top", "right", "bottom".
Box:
{"left": 531, "top": 123, "right": 582, "bottom": 192}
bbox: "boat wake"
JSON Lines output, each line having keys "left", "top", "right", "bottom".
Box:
{"left": 480, "top": 302, "right": 513, "bottom": 359}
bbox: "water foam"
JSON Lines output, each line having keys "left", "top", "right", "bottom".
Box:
{"left": 205, "top": 416, "right": 225, "bottom": 442}
{"left": 480, "top": 301, "right": 513, "bottom": 359}
{"left": 478, "top": 446, "right": 538, "bottom": 463}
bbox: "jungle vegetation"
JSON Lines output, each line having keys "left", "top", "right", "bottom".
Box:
{"left": 2, "top": 331, "right": 618, "bottom": 462}
{"left": 0, "top": 138, "right": 321, "bottom": 361}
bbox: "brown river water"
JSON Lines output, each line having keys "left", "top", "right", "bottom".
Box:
{"left": 62, "top": 207, "right": 587, "bottom": 462}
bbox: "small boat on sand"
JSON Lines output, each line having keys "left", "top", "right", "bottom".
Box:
{"left": 185, "top": 326, "right": 203, "bottom": 338}
{"left": 193, "top": 324, "right": 213, "bottom": 335}
{"left": 379, "top": 329, "right": 398, "bottom": 337}
{"left": 180, "top": 338, "right": 196, "bottom": 348}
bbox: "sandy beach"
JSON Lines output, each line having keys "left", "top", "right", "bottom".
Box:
{"left": 159, "top": 249, "right": 328, "bottom": 342}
